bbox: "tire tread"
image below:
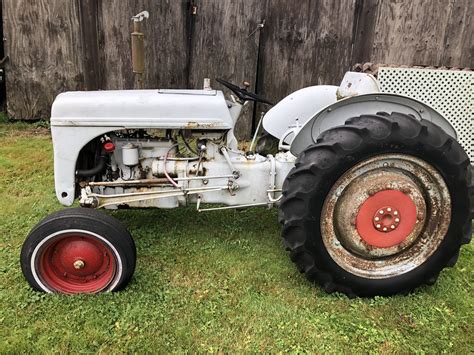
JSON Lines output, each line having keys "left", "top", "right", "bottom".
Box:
{"left": 280, "top": 112, "right": 472, "bottom": 297}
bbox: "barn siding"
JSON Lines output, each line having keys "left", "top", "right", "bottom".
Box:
{"left": 188, "top": 0, "right": 265, "bottom": 138}
{"left": 370, "top": 0, "right": 453, "bottom": 66}
{"left": 2, "top": 0, "right": 84, "bottom": 119}
{"left": 441, "top": 0, "right": 473, "bottom": 67}
{"left": 1, "top": 0, "right": 472, "bottom": 137}
{"left": 258, "top": 0, "right": 356, "bottom": 102}
{"left": 78, "top": 0, "right": 101, "bottom": 90}
{"left": 98, "top": 0, "right": 188, "bottom": 90}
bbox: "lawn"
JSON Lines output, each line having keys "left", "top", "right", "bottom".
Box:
{"left": 0, "top": 121, "right": 473, "bottom": 353}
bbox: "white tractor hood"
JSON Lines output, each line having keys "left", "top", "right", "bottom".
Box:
{"left": 51, "top": 89, "right": 234, "bottom": 129}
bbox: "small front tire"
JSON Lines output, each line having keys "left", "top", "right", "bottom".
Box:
{"left": 21, "top": 208, "right": 136, "bottom": 294}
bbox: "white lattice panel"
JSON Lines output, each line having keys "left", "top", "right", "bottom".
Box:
{"left": 378, "top": 67, "right": 474, "bottom": 161}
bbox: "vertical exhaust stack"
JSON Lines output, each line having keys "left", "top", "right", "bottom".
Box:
{"left": 131, "top": 11, "right": 149, "bottom": 89}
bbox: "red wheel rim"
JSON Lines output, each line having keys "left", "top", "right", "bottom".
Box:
{"left": 37, "top": 233, "right": 116, "bottom": 293}
{"left": 356, "top": 190, "right": 417, "bottom": 248}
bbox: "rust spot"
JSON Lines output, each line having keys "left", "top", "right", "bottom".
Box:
{"left": 184, "top": 122, "right": 220, "bottom": 129}
{"left": 400, "top": 187, "right": 412, "bottom": 194}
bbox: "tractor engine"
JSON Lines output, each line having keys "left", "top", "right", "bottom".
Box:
{"left": 75, "top": 129, "right": 295, "bottom": 210}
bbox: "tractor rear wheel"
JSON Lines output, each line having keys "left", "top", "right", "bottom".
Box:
{"left": 21, "top": 208, "right": 136, "bottom": 294}
{"left": 279, "top": 112, "right": 473, "bottom": 297}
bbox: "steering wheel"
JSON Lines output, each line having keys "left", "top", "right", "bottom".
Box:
{"left": 216, "top": 78, "right": 274, "bottom": 105}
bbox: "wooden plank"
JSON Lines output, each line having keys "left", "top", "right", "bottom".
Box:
{"left": 97, "top": 0, "right": 188, "bottom": 90}
{"left": 258, "top": 0, "right": 356, "bottom": 111}
{"left": 441, "top": 0, "right": 473, "bottom": 68}
{"left": 145, "top": 0, "right": 188, "bottom": 88}
{"left": 77, "top": 0, "right": 101, "bottom": 90}
{"left": 188, "top": 0, "right": 266, "bottom": 139}
{"left": 370, "top": 0, "right": 453, "bottom": 66}
{"left": 0, "top": 0, "right": 5, "bottom": 108}
{"left": 2, "top": 0, "right": 84, "bottom": 120}
{"left": 97, "top": 0, "right": 138, "bottom": 90}
{"left": 351, "top": 0, "right": 379, "bottom": 64}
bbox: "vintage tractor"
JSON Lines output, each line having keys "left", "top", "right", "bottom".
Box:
{"left": 20, "top": 71, "right": 473, "bottom": 297}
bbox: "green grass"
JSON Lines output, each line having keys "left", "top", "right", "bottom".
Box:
{"left": 0, "top": 122, "right": 472, "bottom": 353}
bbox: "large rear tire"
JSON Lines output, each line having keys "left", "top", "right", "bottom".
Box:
{"left": 279, "top": 112, "right": 473, "bottom": 297}
{"left": 21, "top": 208, "right": 136, "bottom": 294}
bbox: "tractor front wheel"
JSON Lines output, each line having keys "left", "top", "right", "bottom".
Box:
{"left": 279, "top": 112, "right": 473, "bottom": 297}
{"left": 21, "top": 208, "right": 136, "bottom": 294}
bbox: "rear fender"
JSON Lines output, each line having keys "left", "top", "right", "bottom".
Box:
{"left": 262, "top": 85, "right": 338, "bottom": 140}
{"left": 290, "top": 93, "right": 457, "bottom": 156}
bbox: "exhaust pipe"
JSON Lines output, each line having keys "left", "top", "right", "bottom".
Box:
{"left": 131, "top": 11, "right": 149, "bottom": 89}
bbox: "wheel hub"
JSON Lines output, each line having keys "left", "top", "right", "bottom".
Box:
{"left": 73, "top": 259, "right": 85, "bottom": 270}
{"left": 53, "top": 238, "right": 107, "bottom": 277}
{"left": 355, "top": 190, "right": 418, "bottom": 249}
{"left": 320, "top": 154, "right": 451, "bottom": 279}
{"left": 38, "top": 233, "right": 116, "bottom": 293}
{"left": 373, "top": 207, "right": 400, "bottom": 232}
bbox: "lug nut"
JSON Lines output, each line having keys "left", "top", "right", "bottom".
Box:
{"left": 73, "top": 260, "right": 85, "bottom": 270}
{"left": 373, "top": 206, "right": 401, "bottom": 233}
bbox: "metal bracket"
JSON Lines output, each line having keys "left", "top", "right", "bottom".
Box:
{"left": 131, "top": 11, "right": 149, "bottom": 22}
{"left": 220, "top": 147, "right": 240, "bottom": 178}
{"left": 278, "top": 118, "right": 301, "bottom": 151}
{"left": 248, "top": 20, "right": 265, "bottom": 37}
{"left": 80, "top": 185, "right": 227, "bottom": 209}
{"left": 196, "top": 195, "right": 268, "bottom": 212}
{"left": 0, "top": 56, "right": 8, "bottom": 68}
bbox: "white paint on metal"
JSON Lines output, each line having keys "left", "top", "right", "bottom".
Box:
{"left": 88, "top": 186, "right": 229, "bottom": 209}
{"left": 378, "top": 67, "right": 474, "bottom": 161}
{"left": 131, "top": 11, "right": 149, "bottom": 22}
{"left": 51, "top": 89, "right": 233, "bottom": 129}
{"left": 122, "top": 144, "right": 139, "bottom": 166}
{"left": 262, "top": 85, "right": 338, "bottom": 140}
{"left": 263, "top": 73, "right": 380, "bottom": 142}
{"left": 85, "top": 150, "right": 296, "bottom": 209}
{"left": 196, "top": 201, "right": 268, "bottom": 212}
{"left": 337, "top": 72, "right": 380, "bottom": 98}
{"left": 203, "top": 78, "right": 212, "bottom": 90}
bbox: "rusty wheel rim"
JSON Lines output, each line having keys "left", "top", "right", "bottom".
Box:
{"left": 321, "top": 154, "right": 451, "bottom": 279}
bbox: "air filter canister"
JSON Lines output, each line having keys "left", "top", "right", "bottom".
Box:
{"left": 122, "top": 143, "right": 139, "bottom": 166}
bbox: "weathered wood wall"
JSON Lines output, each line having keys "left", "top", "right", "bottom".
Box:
{"left": 97, "top": 0, "right": 189, "bottom": 90}
{"left": 257, "top": 0, "right": 356, "bottom": 114}
{"left": 188, "top": 0, "right": 266, "bottom": 136}
{"left": 0, "top": 0, "right": 5, "bottom": 109}
{"left": 2, "top": 0, "right": 473, "bottom": 138}
{"left": 2, "top": 0, "right": 85, "bottom": 119}
{"left": 351, "top": 0, "right": 473, "bottom": 67}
